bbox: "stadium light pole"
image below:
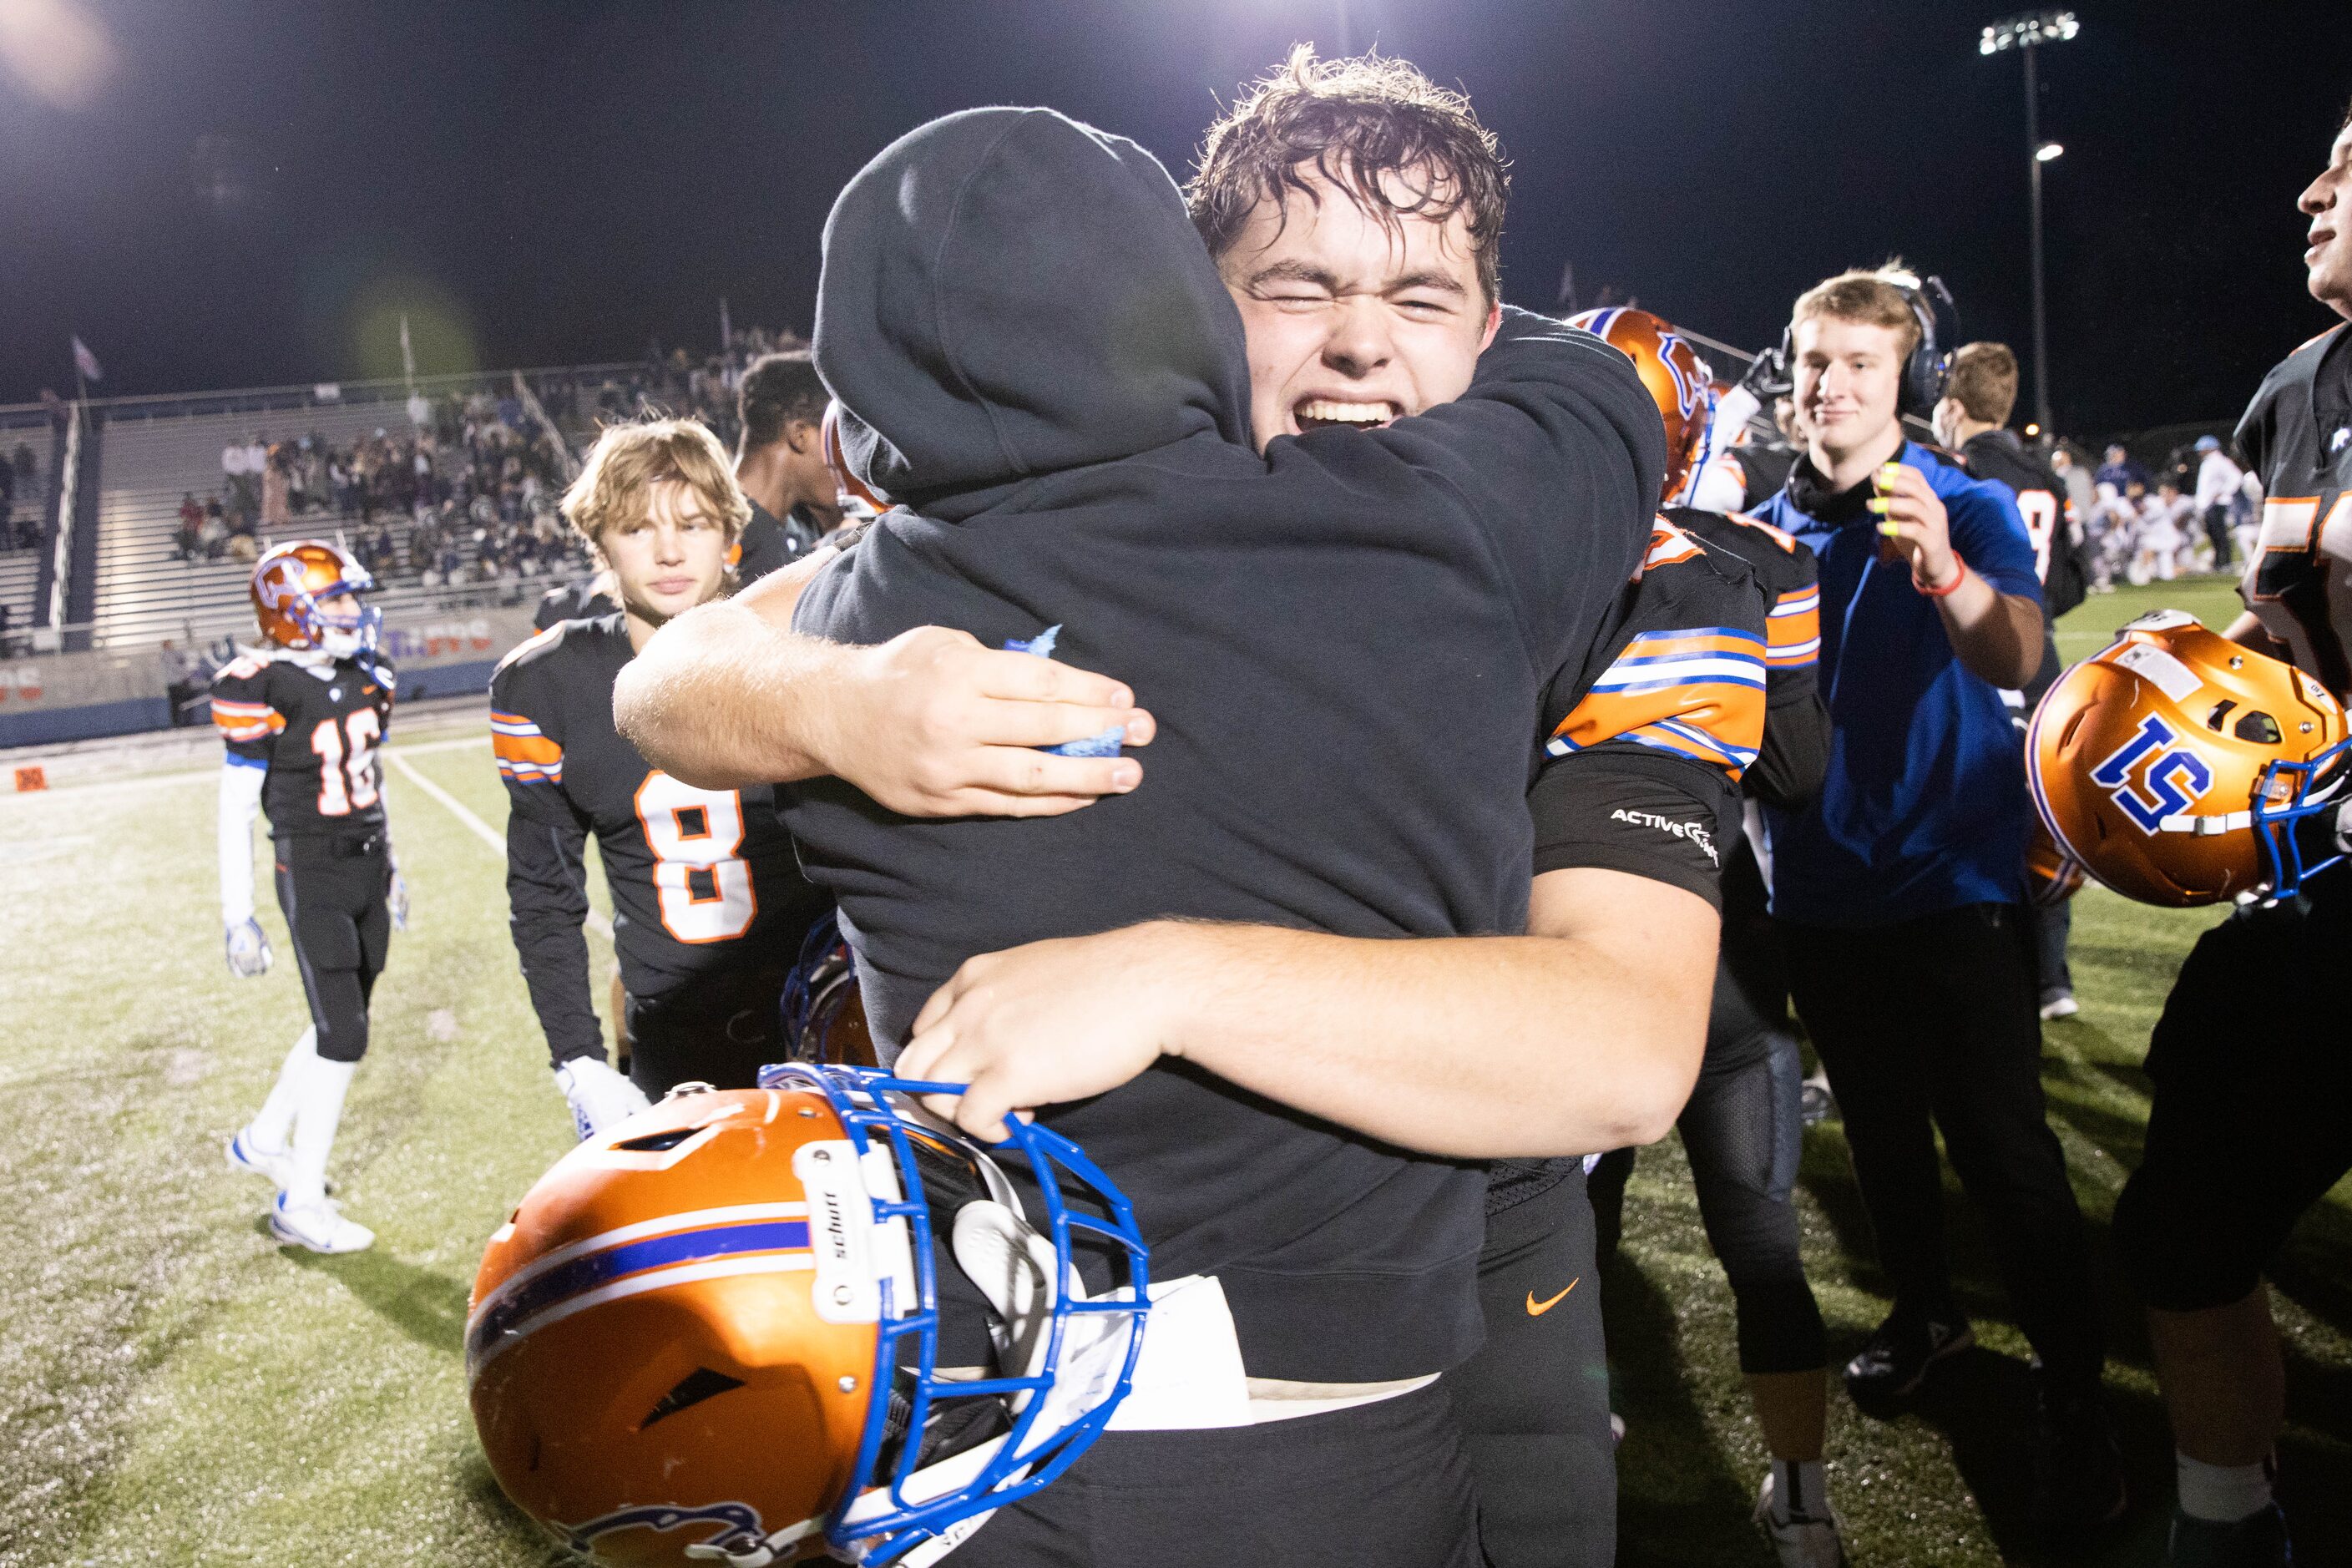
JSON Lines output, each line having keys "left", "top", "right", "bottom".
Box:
{"left": 1981, "top": 9, "right": 2079, "bottom": 437}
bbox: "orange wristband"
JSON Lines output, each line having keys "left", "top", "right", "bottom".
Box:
{"left": 1914, "top": 559, "right": 1969, "bottom": 598}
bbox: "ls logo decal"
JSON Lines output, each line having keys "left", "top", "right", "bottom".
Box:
{"left": 2087, "top": 714, "right": 2213, "bottom": 834}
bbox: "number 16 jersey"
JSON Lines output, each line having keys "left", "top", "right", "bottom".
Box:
{"left": 211, "top": 650, "right": 396, "bottom": 836}
{"left": 490, "top": 614, "right": 823, "bottom": 1063}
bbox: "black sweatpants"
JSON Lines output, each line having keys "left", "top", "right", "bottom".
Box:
{"left": 1456, "top": 1163, "right": 1615, "bottom": 1568}
{"left": 947, "top": 1378, "right": 1480, "bottom": 1568}
{"left": 1783, "top": 902, "right": 2104, "bottom": 1394}
{"left": 2112, "top": 878, "right": 2352, "bottom": 1311}
{"left": 272, "top": 833, "right": 392, "bottom": 1064}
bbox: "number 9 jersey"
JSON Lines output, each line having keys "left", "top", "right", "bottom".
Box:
{"left": 210, "top": 649, "right": 395, "bottom": 832}
{"left": 490, "top": 614, "right": 827, "bottom": 1088}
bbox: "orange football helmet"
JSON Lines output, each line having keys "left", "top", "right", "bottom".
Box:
{"left": 822, "top": 402, "right": 888, "bottom": 520}
{"left": 2024, "top": 818, "right": 2086, "bottom": 907}
{"left": 2027, "top": 611, "right": 2349, "bottom": 906}
{"left": 250, "top": 539, "right": 379, "bottom": 658}
{"left": 468, "top": 1063, "right": 1148, "bottom": 1566}
{"left": 1567, "top": 308, "right": 1716, "bottom": 505}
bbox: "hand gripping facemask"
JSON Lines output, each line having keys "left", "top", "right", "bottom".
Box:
{"left": 466, "top": 1063, "right": 1150, "bottom": 1567}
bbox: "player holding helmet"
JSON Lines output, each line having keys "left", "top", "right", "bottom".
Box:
{"left": 217, "top": 539, "right": 404, "bottom": 1254}
{"left": 493, "top": 419, "right": 829, "bottom": 1136}
{"left": 2034, "top": 103, "right": 2352, "bottom": 1568}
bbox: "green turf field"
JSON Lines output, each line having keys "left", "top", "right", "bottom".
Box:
{"left": 0, "top": 576, "right": 2343, "bottom": 1567}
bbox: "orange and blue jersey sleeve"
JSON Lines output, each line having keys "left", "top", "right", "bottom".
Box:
{"left": 492, "top": 709, "right": 564, "bottom": 787}
{"left": 1527, "top": 521, "right": 1768, "bottom": 908}
{"left": 209, "top": 656, "right": 284, "bottom": 766}
{"left": 1766, "top": 582, "right": 1821, "bottom": 672}
{"left": 1545, "top": 523, "right": 1769, "bottom": 786}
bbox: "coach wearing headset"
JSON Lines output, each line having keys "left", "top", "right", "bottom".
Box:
{"left": 1748, "top": 266, "right": 2124, "bottom": 1540}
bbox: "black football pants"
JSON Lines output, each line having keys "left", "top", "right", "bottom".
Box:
{"left": 947, "top": 1378, "right": 1480, "bottom": 1568}
{"left": 2112, "top": 877, "right": 2352, "bottom": 1310}
{"left": 1456, "top": 1163, "right": 1615, "bottom": 1567}
{"left": 1783, "top": 902, "right": 2105, "bottom": 1395}
{"left": 273, "top": 834, "right": 391, "bottom": 1064}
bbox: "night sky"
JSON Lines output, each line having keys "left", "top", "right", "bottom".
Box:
{"left": 4, "top": 0, "right": 2348, "bottom": 438}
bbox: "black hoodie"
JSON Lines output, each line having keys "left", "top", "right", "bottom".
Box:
{"left": 787, "top": 107, "right": 1663, "bottom": 1383}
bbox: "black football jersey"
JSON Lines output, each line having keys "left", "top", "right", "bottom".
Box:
{"left": 491, "top": 613, "right": 827, "bottom": 1064}
{"left": 211, "top": 650, "right": 397, "bottom": 837}
{"left": 1959, "top": 429, "right": 2078, "bottom": 606}
{"left": 2238, "top": 322, "right": 2352, "bottom": 698}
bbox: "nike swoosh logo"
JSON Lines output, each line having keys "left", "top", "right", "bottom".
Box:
{"left": 1525, "top": 1279, "right": 1581, "bottom": 1316}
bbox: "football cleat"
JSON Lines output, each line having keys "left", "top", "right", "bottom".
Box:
{"left": 468, "top": 1063, "right": 1150, "bottom": 1566}
{"left": 2029, "top": 612, "right": 2349, "bottom": 906}
{"left": 225, "top": 917, "right": 273, "bottom": 979}
{"left": 1844, "top": 1314, "right": 1973, "bottom": 1406}
{"left": 226, "top": 1128, "right": 296, "bottom": 1191}
{"left": 270, "top": 1192, "right": 375, "bottom": 1254}
{"left": 554, "top": 1055, "right": 652, "bottom": 1142}
{"left": 1566, "top": 307, "right": 1717, "bottom": 506}
{"left": 249, "top": 539, "right": 382, "bottom": 660}
{"left": 2167, "top": 1502, "right": 2294, "bottom": 1568}
{"left": 1753, "top": 1470, "right": 1849, "bottom": 1568}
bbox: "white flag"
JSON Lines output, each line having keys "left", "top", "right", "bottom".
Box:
{"left": 72, "top": 336, "right": 102, "bottom": 382}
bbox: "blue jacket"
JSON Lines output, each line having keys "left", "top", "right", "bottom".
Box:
{"left": 1753, "top": 442, "right": 2044, "bottom": 925}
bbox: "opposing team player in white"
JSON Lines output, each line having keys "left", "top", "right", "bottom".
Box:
{"left": 217, "top": 540, "right": 407, "bottom": 1254}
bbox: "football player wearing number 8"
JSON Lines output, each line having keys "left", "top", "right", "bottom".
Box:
{"left": 493, "top": 419, "right": 827, "bottom": 1139}
{"left": 217, "top": 539, "right": 404, "bottom": 1256}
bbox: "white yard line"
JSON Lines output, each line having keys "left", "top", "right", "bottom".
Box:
{"left": 386, "top": 751, "right": 613, "bottom": 940}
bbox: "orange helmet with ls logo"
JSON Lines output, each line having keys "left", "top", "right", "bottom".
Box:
{"left": 1567, "top": 308, "right": 1717, "bottom": 507}
{"left": 468, "top": 1063, "right": 1148, "bottom": 1566}
{"left": 2026, "top": 611, "right": 2349, "bottom": 906}
{"left": 250, "top": 539, "right": 379, "bottom": 658}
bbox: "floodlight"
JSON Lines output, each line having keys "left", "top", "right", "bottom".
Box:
{"left": 2036, "top": 141, "right": 2065, "bottom": 162}
{"left": 1980, "top": 10, "right": 2079, "bottom": 53}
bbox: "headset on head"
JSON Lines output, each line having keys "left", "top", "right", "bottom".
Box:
{"left": 1768, "top": 270, "right": 1958, "bottom": 419}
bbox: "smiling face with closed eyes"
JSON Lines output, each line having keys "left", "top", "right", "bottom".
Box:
{"left": 1213, "top": 164, "right": 1501, "bottom": 454}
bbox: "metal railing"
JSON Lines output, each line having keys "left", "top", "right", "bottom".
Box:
{"left": 47, "top": 403, "right": 82, "bottom": 631}
{"left": 83, "top": 362, "right": 650, "bottom": 425}
{"left": 4, "top": 574, "right": 572, "bottom": 659}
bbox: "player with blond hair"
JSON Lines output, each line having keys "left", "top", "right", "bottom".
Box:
{"left": 492, "top": 418, "right": 827, "bottom": 1137}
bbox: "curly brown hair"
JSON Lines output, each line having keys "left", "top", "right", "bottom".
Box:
{"left": 560, "top": 417, "right": 751, "bottom": 548}
{"left": 1187, "top": 46, "right": 1509, "bottom": 303}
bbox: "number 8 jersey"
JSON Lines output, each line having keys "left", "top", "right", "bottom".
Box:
{"left": 489, "top": 614, "right": 823, "bottom": 1065}
{"left": 210, "top": 649, "right": 396, "bottom": 832}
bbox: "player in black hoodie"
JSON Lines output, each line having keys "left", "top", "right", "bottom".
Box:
{"left": 620, "top": 97, "right": 1721, "bottom": 1560}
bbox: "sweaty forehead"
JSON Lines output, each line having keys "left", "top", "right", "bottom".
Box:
{"left": 1223, "top": 166, "right": 1479, "bottom": 290}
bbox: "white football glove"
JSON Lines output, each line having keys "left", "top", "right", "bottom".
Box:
{"left": 225, "top": 917, "right": 273, "bottom": 979}
{"left": 554, "top": 1056, "right": 650, "bottom": 1141}
{"left": 387, "top": 869, "right": 410, "bottom": 932}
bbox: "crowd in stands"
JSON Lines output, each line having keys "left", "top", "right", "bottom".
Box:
{"left": 2, "top": 441, "right": 43, "bottom": 552}
{"left": 173, "top": 383, "right": 594, "bottom": 592}
{"left": 161, "top": 336, "right": 809, "bottom": 599}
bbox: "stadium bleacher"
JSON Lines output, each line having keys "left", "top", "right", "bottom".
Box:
{"left": 0, "top": 419, "right": 52, "bottom": 640}
{"left": 93, "top": 399, "right": 448, "bottom": 648}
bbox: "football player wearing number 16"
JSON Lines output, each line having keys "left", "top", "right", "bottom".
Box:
{"left": 217, "top": 540, "right": 406, "bottom": 1256}
{"left": 492, "top": 420, "right": 828, "bottom": 1140}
